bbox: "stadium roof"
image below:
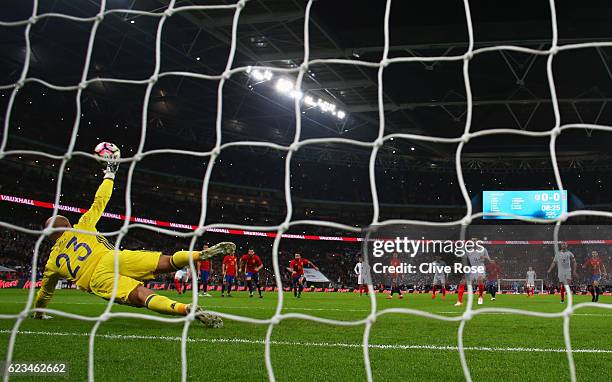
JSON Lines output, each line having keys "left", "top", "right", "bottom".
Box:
{"left": 1, "top": 0, "right": 612, "bottom": 171}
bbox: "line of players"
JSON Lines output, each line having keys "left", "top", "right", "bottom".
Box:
{"left": 354, "top": 240, "right": 607, "bottom": 304}
{"left": 173, "top": 245, "right": 319, "bottom": 299}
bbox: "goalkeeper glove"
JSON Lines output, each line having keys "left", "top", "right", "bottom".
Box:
{"left": 103, "top": 160, "right": 120, "bottom": 180}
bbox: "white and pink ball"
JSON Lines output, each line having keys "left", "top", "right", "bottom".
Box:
{"left": 94, "top": 142, "right": 121, "bottom": 162}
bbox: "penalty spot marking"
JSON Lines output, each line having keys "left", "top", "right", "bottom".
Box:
{"left": 1, "top": 330, "right": 611, "bottom": 354}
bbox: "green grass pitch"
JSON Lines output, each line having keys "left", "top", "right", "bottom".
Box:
{"left": 0, "top": 290, "right": 609, "bottom": 381}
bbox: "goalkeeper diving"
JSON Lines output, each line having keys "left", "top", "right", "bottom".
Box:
{"left": 33, "top": 148, "right": 235, "bottom": 328}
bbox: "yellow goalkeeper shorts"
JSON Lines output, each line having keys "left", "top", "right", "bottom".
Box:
{"left": 90, "top": 250, "right": 161, "bottom": 304}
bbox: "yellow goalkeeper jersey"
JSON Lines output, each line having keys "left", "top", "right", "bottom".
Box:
{"left": 35, "top": 179, "right": 116, "bottom": 309}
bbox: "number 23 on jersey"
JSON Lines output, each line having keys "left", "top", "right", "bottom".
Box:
{"left": 55, "top": 236, "right": 92, "bottom": 278}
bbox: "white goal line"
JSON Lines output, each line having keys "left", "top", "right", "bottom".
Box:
{"left": 1, "top": 300, "right": 610, "bottom": 316}
{"left": 1, "top": 330, "right": 610, "bottom": 355}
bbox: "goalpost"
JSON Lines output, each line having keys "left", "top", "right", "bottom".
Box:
{"left": 1, "top": 0, "right": 612, "bottom": 382}
{"left": 498, "top": 279, "right": 544, "bottom": 294}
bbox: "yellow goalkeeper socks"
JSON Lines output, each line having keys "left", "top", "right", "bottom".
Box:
{"left": 170, "top": 250, "right": 199, "bottom": 270}
{"left": 144, "top": 294, "right": 187, "bottom": 316}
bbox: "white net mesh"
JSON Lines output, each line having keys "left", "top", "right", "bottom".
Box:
{"left": 0, "top": 0, "right": 611, "bottom": 381}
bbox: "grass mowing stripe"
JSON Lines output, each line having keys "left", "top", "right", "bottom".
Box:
{"left": 1, "top": 329, "right": 611, "bottom": 354}
{"left": 2, "top": 300, "right": 610, "bottom": 316}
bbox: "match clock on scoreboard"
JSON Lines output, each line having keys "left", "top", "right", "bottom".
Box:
{"left": 482, "top": 190, "right": 567, "bottom": 220}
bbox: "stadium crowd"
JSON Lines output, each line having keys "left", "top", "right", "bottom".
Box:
{"left": 1, "top": 156, "right": 611, "bottom": 292}
{"left": 1, "top": 219, "right": 610, "bottom": 293}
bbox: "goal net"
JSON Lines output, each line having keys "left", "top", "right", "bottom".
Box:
{"left": 498, "top": 279, "right": 544, "bottom": 294}
{"left": 1, "top": 0, "right": 611, "bottom": 381}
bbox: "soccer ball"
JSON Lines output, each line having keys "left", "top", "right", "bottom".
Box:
{"left": 94, "top": 142, "right": 121, "bottom": 162}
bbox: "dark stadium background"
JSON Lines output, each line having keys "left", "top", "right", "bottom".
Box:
{"left": 1, "top": 0, "right": 611, "bottom": 291}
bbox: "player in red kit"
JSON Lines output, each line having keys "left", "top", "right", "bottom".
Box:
{"left": 198, "top": 243, "right": 212, "bottom": 297}
{"left": 485, "top": 260, "right": 502, "bottom": 301}
{"left": 583, "top": 250, "right": 607, "bottom": 302}
{"left": 221, "top": 250, "right": 237, "bottom": 297}
{"left": 387, "top": 253, "right": 403, "bottom": 299}
{"left": 240, "top": 248, "right": 264, "bottom": 298}
{"left": 286, "top": 253, "right": 318, "bottom": 298}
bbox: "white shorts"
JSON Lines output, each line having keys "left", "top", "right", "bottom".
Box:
{"left": 558, "top": 270, "right": 572, "bottom": 283}
{"left": 433, "top": 275, "right": 446, "bottom": 285}
{"left": 358, "top": 272, "right": 372, "bottom": 285}
{"left": 467, "top": 269, "right": 486, "bottom": 283}
{"left": 526, "top": 282, "right": 535, "bottom": 288}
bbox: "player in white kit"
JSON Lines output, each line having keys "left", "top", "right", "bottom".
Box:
{"left": 354, "top": 256, "right": 371, "bottom": 296}
{"left": 546, "top": 242, "right": 577, "bottom": 303}
{"left": 525, "top": 267, "right": 536, "bottom": 297}
{"left": 173, "top": 267, "right": 191, "bottom": 295}
{"left": 455, "top": 238, "right": 490, "bottom": 306}
{"left": 431, "top": 255, "right": 447, "bottom": 300}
